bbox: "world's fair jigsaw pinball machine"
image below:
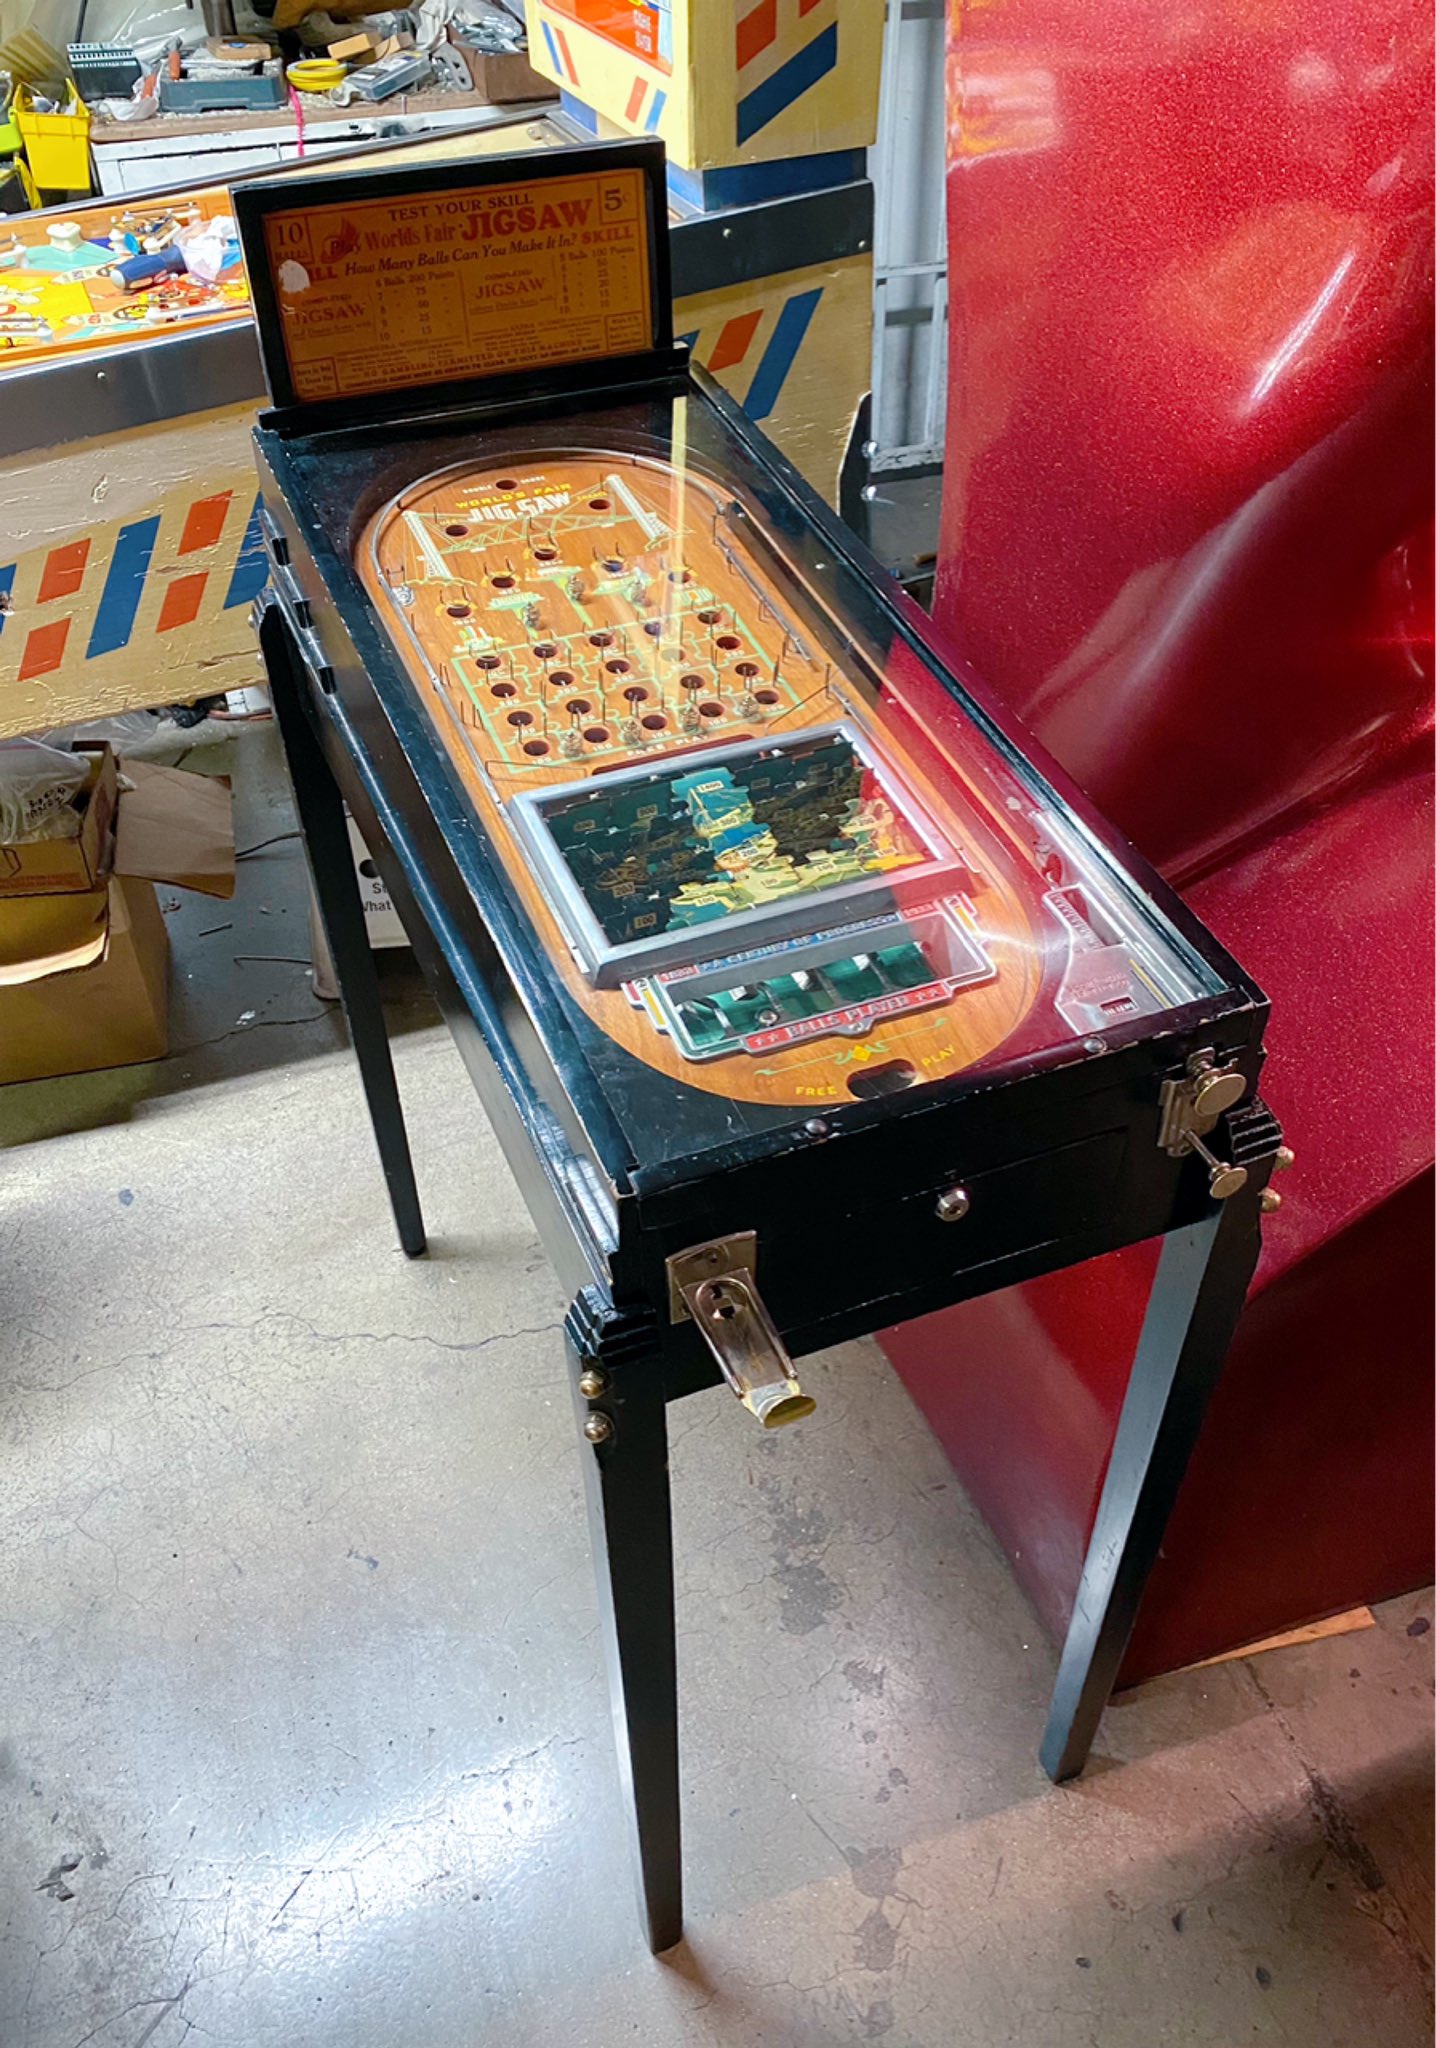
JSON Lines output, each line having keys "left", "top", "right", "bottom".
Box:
{"left": 237, "top": 142, "right": 1282, "bottom": 1952}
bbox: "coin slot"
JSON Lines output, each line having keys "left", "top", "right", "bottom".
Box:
{"left": 846, "top": 1060, "right": 918, "bottom": 1100}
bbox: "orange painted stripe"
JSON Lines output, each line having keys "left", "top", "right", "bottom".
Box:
{"left": 625, "top": 76, "right": 646, "bottom": 121}
{"left": 18, "top": 617, "right": 70, "bottom": 681}
{"left": 36, "top": 539, "right": 90, "bottom": 604}
{"left": 736, "top": 0, "right": 778, "bottom": 67}
{"left": 798, "top": 0, "right": 824, "bottom": 14}
{"left": 178, "top": 491, "right": 233, "bottom": 555}
{"left": 707, "top": 310, "right": 764, "bottom": 374}
{"left": 156, "top": 571, "right": 207, "bottom": 634}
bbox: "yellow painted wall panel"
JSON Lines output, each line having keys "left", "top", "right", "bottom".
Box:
{"left": 676, "top": 250, "right": 871, "bottom": 508}
{"left": 524, "top": 0, "right": 883, "bottom": 169}
{"left": 0, "top": 408, "right": 262, "bottom": 740}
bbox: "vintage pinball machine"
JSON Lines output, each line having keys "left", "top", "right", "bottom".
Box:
{"left": 236, "top": 141, "right": 1284, "bottom": 1952}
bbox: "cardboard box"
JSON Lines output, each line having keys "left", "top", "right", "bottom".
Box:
{"left": 451, "top": 43, "right": 559, "bottom": 104}
{"left": 308, "top": 810, "right": 407, "bottom": 1000}
{"left": 0, "top": 743, "right": 118, "bottom": 897}
{"left": 524, "top": 0, "right": 882, "bottom": 170}
{"left": 0, "top": 759, "right": 235, "bottom": 1085}
{"left": 328, "top": 31, "right": 380, "bottom": 62}
{"left": 0, "top": 874, "right": 169, "bottom": 1084}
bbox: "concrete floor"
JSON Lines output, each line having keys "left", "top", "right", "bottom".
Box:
{"left": 1, "top": 726, "right": 1432, "bottom": 2048}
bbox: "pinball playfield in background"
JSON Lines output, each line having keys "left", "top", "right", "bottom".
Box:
{"left": 360, "top": 439, "right": 1199, "bottom": 1104}
{"left": 0, "top": 189, "right": 247, "bottom": 367}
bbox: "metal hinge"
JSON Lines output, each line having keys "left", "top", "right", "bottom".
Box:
{"left": 257, "top": 506, "right": 334, "bottom": 693}
{"left": 667, "top": 1232, "right": 814, "bottom": 1429}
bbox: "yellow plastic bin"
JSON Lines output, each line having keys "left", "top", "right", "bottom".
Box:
{"left": 0, "top": 85, "right": 21, "bottom": 159}
{"left": 15, "top": 84, "right": 92, "bottom": 192}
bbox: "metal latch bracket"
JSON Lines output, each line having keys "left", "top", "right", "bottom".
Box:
{"left": 1158, "top": 1048, "right": 1250, "bottom": 1198}
{"left": 667, "top": 1233, "right": 814, "bottom": 1429}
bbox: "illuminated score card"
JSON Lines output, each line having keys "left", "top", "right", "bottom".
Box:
{"left": 259, "top": 166, "right": 654, "bottom": 403}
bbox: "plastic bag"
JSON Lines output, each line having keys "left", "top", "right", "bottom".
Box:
{"left": 0, "top": 740, "right": 90, "bottom": 844}
{"left": 39, "top": 711, "right": 158, "bottom": 751}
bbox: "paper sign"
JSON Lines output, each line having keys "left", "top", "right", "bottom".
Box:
{"left": 547, "top": 0, "right": 672, "bottom": 71}
{"left": 260, "top": 167, "right": 653, "bottom": 403}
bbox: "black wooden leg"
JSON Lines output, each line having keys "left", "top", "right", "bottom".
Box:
{"left": 1040, "top": 1189, "right": 1264, "bottom": 1780}
{"left": 565, "top": 1291, "right": 681, "bottom": 1953}
{"left": 260, "top": 604, "right": 426, "bottom": 1258}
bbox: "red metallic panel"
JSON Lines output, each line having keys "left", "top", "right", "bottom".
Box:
{"left": 887, "top": 753, "right": 1435, "bottom": 1678}
{"left": 885, "top": 0, "right": 1435, "bottom": 1681}
{"left": 933, "top": 0, "right": 1433, "bottom": 878}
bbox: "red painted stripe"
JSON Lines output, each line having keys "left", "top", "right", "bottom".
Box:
{"left": 706, "top": 310, "right": 764, "bottom": 373}
{"left": 156, "top": 571, "right": 207, "bottom": 634}
{"left": 18, "top": 618, "right": 70, "bottom": 681}
{"left": 736, "top": 0, "right": 778, "bottom": 67}
{"left": 798, "top": 0, "right": 824, "bottom": 15}
{"left": 36, "top": 539, "right": 90, "bottom": 604}
{"left": 178, "top": 491, "right": 233, "bottom": 555}
{"left": 553, "top": 26, "right": 578, "bottom": 83}
{"left": 625, "top": 76, "right": 646, "bottom": 122}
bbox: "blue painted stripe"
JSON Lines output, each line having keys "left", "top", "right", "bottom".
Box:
{"left": 541, "top": 21, "right": 563, "bottom": 77}
{"left": 223, "top": 494, "right": 268, "bottom": 610}
{"left": 742, "top": 289, "right": 822, "bottom": 421}
{"left": 0, "top": 562, "right": 14, "bottom": 638}
{"left": 668, "top": 146, "right": 863, "bottom": 213}
{"left": 735, "top": 23, "right": 837, "bottom": 144}
{"left": 675, "top": 329, "right": 699, "bottom": 353}
{"left": 85, "top": 515, "right": 160, "bottom": 658}
{"left": 559, "top": 88, "right": 597, "bottom": 134}
{"left": 644, "top": 89, "right": 666, "bottom": 133}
